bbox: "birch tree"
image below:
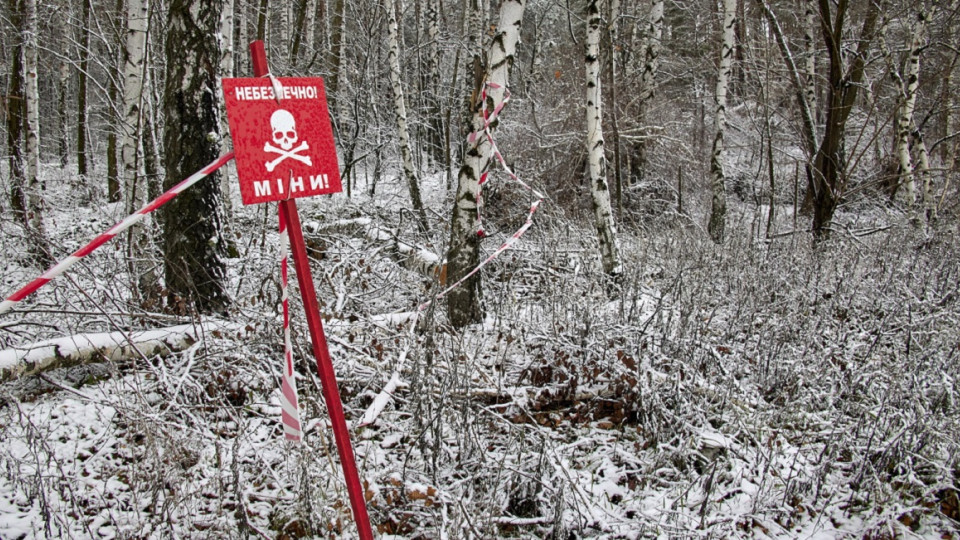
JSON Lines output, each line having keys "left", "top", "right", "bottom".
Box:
{"left": 893, "top": 6, "right": 928, "bottom": 215}
{"left": 446, "top": 0, "right": 525, "bottom": 327}
{"left": 707, "top": 0, "right": 737, "bottom": 244}
{"left": 120, "top": 0, "right": 160, "bottom": 306}
{"left": 424, "top": 0, "right": 445, "bottom": 166}
{"left": 120, "top": 0, "right": 149, "bottom": 205}
{"left": 23, "top": 0, "right": 52, "bottom": 267}
{"left": 386, "top": 0, "right": 430, "bottom": 232}
{"left": 219, "top": 0, "right": 235, "bottom": 220}
{"left": 162, "top": 0, "right": 230, "bottom": 314}
{"left": 585, "top": 0, "right": 622, "bottom": 275}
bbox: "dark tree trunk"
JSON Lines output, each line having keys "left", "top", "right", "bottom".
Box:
{"left": 161, "top": 0, "right": 230, "bottom": 315}
{"left": 106, "top": 0, "right": 124, "bottom": 203}
{"left": 810, "top": 0, "right": 878, "bottom": 239}
{"left": 77, "top": 0, "right": 90, "bottom": 180}
{"left": 6, "top": 0, "right": 26, "bottom": 219}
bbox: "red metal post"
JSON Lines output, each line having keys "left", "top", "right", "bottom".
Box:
{"left": 249, "top": 40, "right": 374, "bottom": 540}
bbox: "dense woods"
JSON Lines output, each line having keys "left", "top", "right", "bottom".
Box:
{"left": 1, "top": 0, "right": 959, "bottom": 537}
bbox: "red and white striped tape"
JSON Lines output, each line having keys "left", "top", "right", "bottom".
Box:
{"left": 419, "top": 82, "right": 544, "bottom": 311}
{"left": 277, "top": 203, "right": 302, "bottom": 441}
{"left": 0, "top": 152, "right": 236, "bottom": 316}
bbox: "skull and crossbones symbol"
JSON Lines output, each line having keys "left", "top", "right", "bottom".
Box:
{"left": 264, "top": 109, "right": 312, "bottom": 172}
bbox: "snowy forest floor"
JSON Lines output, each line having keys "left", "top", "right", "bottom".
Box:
{"left": 1, "top": 158, "right": 959, "bottom": 539}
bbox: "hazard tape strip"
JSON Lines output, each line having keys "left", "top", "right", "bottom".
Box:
{"left": 277, "top": 203, "right": 302, "bottom": 441}
{"left": 0, "top": 152, "right": 236, "bottom": 316}
{"left": 419, "top": 82, "right": 544, "bottom": 312}
{"left": 269, "top": 82, "right": 302, "bottom": 442}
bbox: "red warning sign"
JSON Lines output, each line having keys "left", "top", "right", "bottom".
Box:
{"left": 222, "top": 77, "right": 342, "bottom": 205}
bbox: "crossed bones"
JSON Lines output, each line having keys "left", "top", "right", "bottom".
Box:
{"left": 264, "top": 141, "right": 312, "bottom": 172}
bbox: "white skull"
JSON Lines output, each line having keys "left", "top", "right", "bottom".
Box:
{"left": 270, "top": 109, "right": 298, "bottom": 151}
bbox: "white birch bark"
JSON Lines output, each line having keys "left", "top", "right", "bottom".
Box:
{"left": 708, "top": 0, "right": 736, "bottom": 244}
{"left": 896, "top": 7, "right": 927, "bottom": 213}
{"left": 386, "top": 0, "right": 429, "bottom": 232}
{"left": 446, "top": 0, "right": 525, "bottom": 327}
{"left": 304, "top": 0, "right": 317, "bottom": 59}
{"left": 585, "top": 0, "right": 622, "bottom": 275}
{"left": 638, "top": 0, "right": 664, "bottom": 105}
{"left": 219, "top": 0, "right": 235, "bottom": 218}
{"left": 120, "top": 0, "right": 159, "bottom": 306}
{"left": 121, "top": 0, "right": 148, "bottom": 208}
{"left": 280, "top": 1, "right": 290, "bottom": 59}
{"left": 23, "top": 0, "right": 51, "bottom": 266}
{"left": 220, "top": 0, "right": 234, "bottom": 77}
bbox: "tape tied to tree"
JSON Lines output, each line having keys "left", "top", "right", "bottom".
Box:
{"left": 420, "top": 82, "right": 545, "bottom": 312}
{"left": 0, "top": 152, "right": 236, "bottom": 316}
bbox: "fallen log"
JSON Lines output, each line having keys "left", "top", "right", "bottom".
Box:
{"left": 0, "top": 320, "right": 245, "bottom": 383}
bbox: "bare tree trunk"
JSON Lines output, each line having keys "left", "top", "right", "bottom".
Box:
{"left": 630, "top": 0, "right": 664, "bottom": 185}
{"left": 708, "top": 0, "right": 736, "bottom": 244}
{"left": 235, "top": 0, "right": 247, "bottom": 76}
{"left": 121, "top": 0, "right": 159, "bottom": 307}
{"left": 303, "top": 0, "right": 317, "bottom": 64}
{"left": 811, "top": 0, "right": 879, "bottom": 239}
{"left": 6, "top": 0, "right": 26, "bottom": 219}
{"left": 917, "top": 131, "right": 934, "bottom": 222}
{"left": 893, "top": 7, "right": 927, "bottom": 217}
{"left": 754, "top": 0, "right": 819, "bottom": 214}
{"left": 290, "top": 0, "right": 309, "bottom": 66}
{"left": 106, "top": 0, "right": 124, "bottom": 204}
{"left": 162, "top": 0, "right": 230, "bottom": 315}
{"left": 77, "top": 0, "right": 91, "bottom": 181}
{"left": 121, "top": 0, "right": 148, "bottom": 208}
{"left": 57, "top": 61, "right": 69, "bottom": 169}
{"left": 585, "top": 0, "right": 622, "bottom": 275}
{"left": 386, "top": 0, "right": 430, "bottom": 232}
{"left": 605, "top": 0, "right": 623, "bottom": 212}
{"left": 256, "top": 0, "right": 268, "bottom": 41}
{"left": 219, "top": 0, "right": 235, "bottom": 222}
{"left": 328, "top": 0, "right": 346, "bottom": 107}
{"left": 446, "top": 0, "right": 525, "bottom": 328}
{"left": 24, "top": 0, "right": 52, "bottom": 267}
{"left": 803, "top": 0, "right": 817, "bottom": 122}
{"left": 279, "top": 0, "right": 291, "bottom": 60}
{"left": 424, "top": 0, "right": 445, "bottom": 167}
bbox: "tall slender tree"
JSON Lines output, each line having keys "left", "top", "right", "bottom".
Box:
{"left": 630, "top": 0, "right": 664, "bottom": 185}
{"left": 708, "top": 0, "right": 737, "bottom": 244}
{"left": 386, "top": 0, "right": 430, "bottom": 232}
{"left": 23, "top": 0, "right": 52, "bottom": 266}
{"left": 6, "top": 0, "right": 26, "bottom": 219}
{"left": 121, "top": 0, "right": 159, "bottom": 306}
{"left": 893, "top": 5, "right": 927, "bottom": 215}
{"left": 162, "top": 0, "right": 230, "bottom": 314}
{"left": 446, "top": 0, "right": 526, "bottom": 327}
{"left": 585, "top": 0, "right": 622, "bottom": 275}
{"left": 811, "top": 0, "right": 879, "bottom": 238}
{"left": 77, "top": 0, "right": 91, "bottom": 181}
